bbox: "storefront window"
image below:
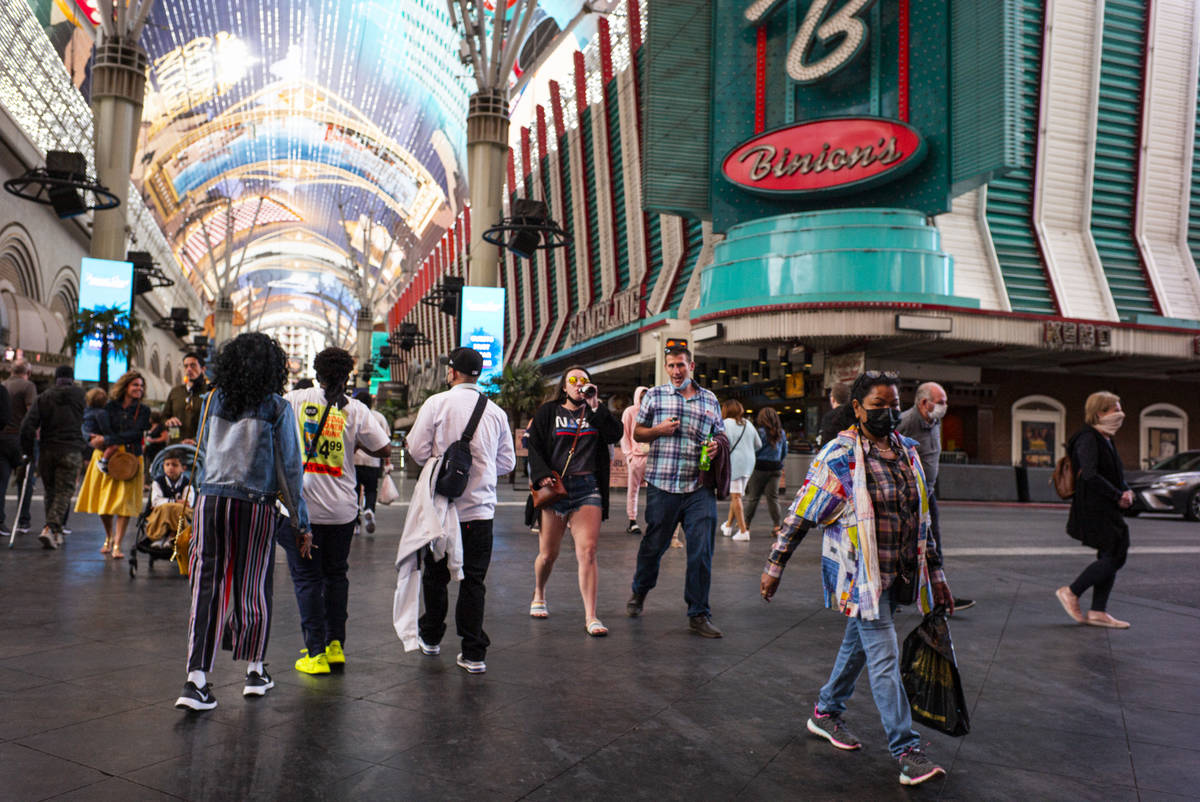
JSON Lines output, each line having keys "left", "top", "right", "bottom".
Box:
{"left": 1139, "top": 403, "right": 1188, "bottom": 469}
{"left": 1011, "top": 395, "right": 1066, "bottom": 468}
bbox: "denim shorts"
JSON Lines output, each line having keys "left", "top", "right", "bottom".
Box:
{"left": 551, "top": 473, "right": 602, "bottom": 517}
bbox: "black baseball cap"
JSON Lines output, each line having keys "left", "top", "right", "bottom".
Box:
{"left": 447, "top": 346, "right": 483, "bottom": 377}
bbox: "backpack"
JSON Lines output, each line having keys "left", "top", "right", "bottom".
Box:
{"left": 435, "top": 393, "right": 489, "bottom": 499}
{"left": 1051, "top": 452, "right": 1075, "bottom": 499}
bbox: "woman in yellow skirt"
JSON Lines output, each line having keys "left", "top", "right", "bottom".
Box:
{"left": 75, "top": 371, "right": 151, "bottom": 558}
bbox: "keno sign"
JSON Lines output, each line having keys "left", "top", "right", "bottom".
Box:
{"left": 722, "top": 117, "right": 925, "bottom": 195}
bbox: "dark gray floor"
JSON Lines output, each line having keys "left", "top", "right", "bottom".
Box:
{"left": 1, "top": 484, "right": 1198, "bottom": 801}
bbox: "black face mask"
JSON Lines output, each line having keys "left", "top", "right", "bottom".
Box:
{"left": 861, "top": 407, "right": 902, "bottom": 439}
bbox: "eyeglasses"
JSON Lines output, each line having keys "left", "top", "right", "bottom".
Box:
{"left": 566, "top": 375, "right": 589, "bottom": 386}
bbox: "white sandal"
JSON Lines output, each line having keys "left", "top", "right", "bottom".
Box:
{"left": 586, "top": 619, "right": 608, "bottom": 637}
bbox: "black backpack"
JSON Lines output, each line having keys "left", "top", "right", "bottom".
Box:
{"left": 435, "top": 393, "right": 489, "bottom": 499}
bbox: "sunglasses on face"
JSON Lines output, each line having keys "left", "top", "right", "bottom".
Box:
{"left": 566, "top": 376, "right": 589, "bottom": 386}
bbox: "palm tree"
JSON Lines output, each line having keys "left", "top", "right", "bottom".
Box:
{"left": 61, "top": 305, "right": 145, "bottom": 388}
{"left": 487, "top": 359, "right": 547, "bottom": 433}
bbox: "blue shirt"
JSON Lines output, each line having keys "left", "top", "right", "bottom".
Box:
{"left": 636, "top": 382, "right": 723, "bottom": 494}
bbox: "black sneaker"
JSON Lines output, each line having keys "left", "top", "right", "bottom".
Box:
{"left": 243, "top": 669, "right": 274, "bottom": 697}
{"left": 953, "top": 597, "right": 976, "bottom": 612}
{"left": 175, "top": 681, "right": 217, "bottom": 711}
{"left": 626, "top": 520, "right": 641, "bottom": 534}
{"left": 626, "top": 592, "right": 646, "bottom": 617}
{"left": 688, "top": 614, "right": 723, "bottom": 638}
{"left": 898, "top": 746, "right": 945, "bottom": 786}
{"left": 806, "top": 707, "right": 862, "bottom": 750}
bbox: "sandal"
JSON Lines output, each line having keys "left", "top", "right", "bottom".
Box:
{"left": 110, "top": 549, "right": 125, "bottom": 560}
{"left": 586, "top": 619, "right": 608, "bottom": 637}
{"left": 530, "top": 600, "right": 549, "bottom": 619}
{"left": 99, "top": 541, "right": 111, "bottom": 554}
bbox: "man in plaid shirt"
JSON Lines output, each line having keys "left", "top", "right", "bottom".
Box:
{"left": 627, "top": 345, "right": 725, "bottom": 638}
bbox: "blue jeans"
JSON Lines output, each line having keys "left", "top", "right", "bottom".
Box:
{"left": 631, "top": 484, "right": 716, "bottom": 617}
{"left": 550, "top": 473, "right": 602, "bottom": 517}
{"left": 816, "top": 588, "right": 920, "bottom": 757}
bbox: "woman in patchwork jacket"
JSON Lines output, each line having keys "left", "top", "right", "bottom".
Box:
{"left": 759, "top": 371, "right": 954, "bottom": 788}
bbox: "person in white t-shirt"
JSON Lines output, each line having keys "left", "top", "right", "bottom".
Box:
{"left": 351, "top": 389, "right": 390, "bottom": 535}
{"left": 279, "top": 348, "right": 390, "bottom": 675}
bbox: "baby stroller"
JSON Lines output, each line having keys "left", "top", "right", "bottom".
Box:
{"left": 130, "top": 444, "right": 201, "bottom": 578}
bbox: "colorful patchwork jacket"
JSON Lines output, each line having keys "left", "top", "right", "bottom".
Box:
{"left": 766, "top": 426, "right": 944, "bottom": 621}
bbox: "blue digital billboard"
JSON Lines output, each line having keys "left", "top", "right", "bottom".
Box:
{"left": 459, "top": 286, "right": 506, "bottom": 387}
{"left": 75, "top": 257, "right": 134, "bottom": 383}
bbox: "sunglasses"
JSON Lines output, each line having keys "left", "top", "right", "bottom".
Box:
{"left": 664, "top": 346, "right": 689, "bottom": 355}
{"left": 862, "top": 370, "right": 899, "bottom": 380}
{"left": 566, "top": 376, "right": 590, "bottom": 386}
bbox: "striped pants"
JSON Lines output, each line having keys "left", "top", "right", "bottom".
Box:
{"left": 186, "top": 495, "right": 278, "bottom": 672}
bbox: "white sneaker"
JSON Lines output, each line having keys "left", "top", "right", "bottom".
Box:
{"left": 720, "top": 522, "right": 734, "bottom": 537}
{"left": 731, "top": 530, "right": 750, "bottom": 542}
{"left": 456, "top": 653, "right": 486, "bottom": 674}
{"left": 417, "top": 636, "right": 440, "bottom": 656}
{"left": 364, "top": 509, "right": 376, "bottom": 534}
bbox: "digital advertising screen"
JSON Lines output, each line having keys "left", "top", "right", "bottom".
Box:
{"left": 459, "top": 286, "right": 506, "bottom": 387}
{"left": 75, "top": 257, "right": 134, "bottom": 383}
{"left": 369, "top": 330, "right": 389, "bottom": 395}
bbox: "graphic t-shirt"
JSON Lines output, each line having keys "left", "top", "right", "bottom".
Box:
{"left": 550, "top": 404, "right": 598, "bottom": 476}
{"left": 283, "top": 388, "right": 390, "bottom": 525}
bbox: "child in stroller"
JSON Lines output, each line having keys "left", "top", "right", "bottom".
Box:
{"left": 131, "top": 445, "right": 200, "bottom": 575}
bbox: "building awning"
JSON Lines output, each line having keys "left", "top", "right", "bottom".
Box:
{"left": 0, "top": 291, "right": 67, "bottom": 370}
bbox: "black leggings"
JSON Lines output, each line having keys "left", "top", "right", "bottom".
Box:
{"left": 1069, "top": 533, "right": 1130, "bottom": 613}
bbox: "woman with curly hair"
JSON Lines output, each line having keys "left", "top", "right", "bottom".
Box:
{"left": 175, "top": 333, "right": 311, "bottom": 712}
{"left": 74, "top": 370, "right": 151, "bottom": 558}
{"left": 280, "top": 347, "right": 390, "bottom": 675}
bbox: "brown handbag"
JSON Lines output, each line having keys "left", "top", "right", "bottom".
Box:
{"left": 530, "top": 407, "right": 586, "bottom": 509}
{"left": 105, "top": 448, "right": 140, "bottom": 482}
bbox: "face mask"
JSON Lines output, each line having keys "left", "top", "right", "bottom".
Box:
{"left": 674, "top": 377, "right": 692, "bottom": 391}
{"left": 929, "top": 402, "right": 948, "bottom": 423}
{"left": 1094, "top": 411, "right": 1125, "bottom": 436}
{"left": 862, "top": 407, "right": 902, "bottom": 439}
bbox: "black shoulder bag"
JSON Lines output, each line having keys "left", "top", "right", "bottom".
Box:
{"left": 435, "top": 392, "right": 489, "bottom": 499}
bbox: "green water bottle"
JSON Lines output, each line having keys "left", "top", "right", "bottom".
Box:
{"left": 699, "top": 435, "right": 713, "bottom": 471}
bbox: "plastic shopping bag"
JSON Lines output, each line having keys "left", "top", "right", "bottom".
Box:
{"left": 378, "top": 471, "right": 400, "bottom": 506}
{"left": 900, "top": 608, "right": 970, "bottom": 736}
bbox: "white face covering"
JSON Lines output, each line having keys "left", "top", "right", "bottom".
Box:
{"left": 1094, "top": 410, "right": 1126, "bottom": 436}
{"left": 929, "top": 402, "right": 948, "bottom": 423}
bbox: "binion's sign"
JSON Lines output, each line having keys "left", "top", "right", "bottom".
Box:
{"left": 710, "top": 0, "right": 953, "bottom": 228}
{"left": 722, "top": 117, "right": 925, "bottom": 195}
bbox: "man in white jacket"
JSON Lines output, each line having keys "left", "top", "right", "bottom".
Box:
{"left": 404, "top": 347, "right": 515, "bottom": 674}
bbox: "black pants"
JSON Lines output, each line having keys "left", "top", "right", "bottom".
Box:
{"left": 1069, "top": 529, "right": 1130, "bottom": 612}
{"left": 277, "top": 520, "right": 355, "bottom": 655}
{"left": 356, "top": 465, "right": 381, "bottom": 513}
{"left": 0, "top": 436, "right": 33, "bottom": 529}
{"left": 419, "top": 519, "right": 493, "bottom": 661}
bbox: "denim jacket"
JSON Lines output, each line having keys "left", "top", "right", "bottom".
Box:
{"left": 195, "top": 389, "right": 310, "bottom": 531}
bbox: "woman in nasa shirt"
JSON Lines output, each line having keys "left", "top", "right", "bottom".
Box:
{"left": 526, "top": 366, "right": 623, "bottom": 635}
{"left": 280, "top": 348, "right": 390, "bottom": 675}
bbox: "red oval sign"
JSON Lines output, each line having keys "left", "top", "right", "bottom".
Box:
{"left": 721, "top": 117, "right": 926, "bottom": 196}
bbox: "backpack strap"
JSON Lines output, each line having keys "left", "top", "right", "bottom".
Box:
{"left": 459, "top": 392, "right": 488, "bottom": 444}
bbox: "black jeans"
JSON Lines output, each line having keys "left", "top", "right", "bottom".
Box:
{"left": 0, "top": 435, "right": 33, "bottom": 529}
{"left": 356, "top": 465, "right": 381, "bottom": 513}
{"left": 1069, "top": 529, "right": 1130, "bottom": 612}
{"left": 277, "top": 519, "right": 355, "bottom": 655}
{"left": 419, "top": 518, "right": 493, "bottom": 661}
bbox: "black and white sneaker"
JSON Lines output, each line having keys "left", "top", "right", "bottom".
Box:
{"left": 38, "top": 527, "right": 56, "bottom": 550}
{"left": 175, "top": 681, "right": 217, "bottom": 711}
{"left": 364, "top": 509, "right": 376, "bottom": 534}
{"left": 243, "top": 669, "right": 274, "bottom": 697}
{"left": 898, "top": 746, "right": 945, "bottom": 786}
{"left": 952, "top": 597, "right": 976, "bottom": 612}
{"left": 625, "top": 520, "right": 641, "bottom": 535}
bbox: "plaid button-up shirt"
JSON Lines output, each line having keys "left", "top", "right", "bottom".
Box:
{"left": 637, "top": 382, "right": 723, "bottom": 494}
{"left": 862, "top": 438, "right": 921, "bottom": 592}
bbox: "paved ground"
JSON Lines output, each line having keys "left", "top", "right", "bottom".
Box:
{"left": 1, "top": 482, "right": 1198, "bottom": 801}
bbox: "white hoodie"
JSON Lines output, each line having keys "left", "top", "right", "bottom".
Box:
{"left": 392, "top": 455, "right": 462, "bottom": 650}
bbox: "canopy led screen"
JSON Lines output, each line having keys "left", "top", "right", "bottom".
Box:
{"left": 459, "top": 286, "right": 506, "bottom": 387}
{"left": 75, "top": 257, "right": 134, "bottom": 383}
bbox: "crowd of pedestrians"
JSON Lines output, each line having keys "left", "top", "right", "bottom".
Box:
{"left": 2, "top": 333, "right": 1146, "bottom": 788}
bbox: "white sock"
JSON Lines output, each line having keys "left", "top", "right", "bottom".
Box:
{"left": 187, "top": 670, "right": 206, "bottom": 687}
{"left": 247, "top": 661, "right": 264, "bottom": 675}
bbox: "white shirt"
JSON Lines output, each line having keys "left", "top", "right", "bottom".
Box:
{"left": 353, "top": 409, "right": 391, "bottom": 469}
{"left": 283, "top": 388, "right": 390, "bottom": 525}
{"left": 406, "top": 383, "right": 516, "bottom": 522}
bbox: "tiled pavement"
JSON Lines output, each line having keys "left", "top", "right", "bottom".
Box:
{"left": 1, "top": 485, "right": 1197, "bottom": 800}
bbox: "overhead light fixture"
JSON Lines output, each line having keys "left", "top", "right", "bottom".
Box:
{"left": 3, "top": 151, "right": 120, "bottom": 218}
{"left": 482, "top": 199, "right": 570, "bottom": 260}
{"left": 421, "top": 276, "right": 464, "bottom": 317}
{"left": 127, "top": 250, "right": 174, "bottom": 295}
{"left": 153, "top": 306, "right": 203, "bottom": 340}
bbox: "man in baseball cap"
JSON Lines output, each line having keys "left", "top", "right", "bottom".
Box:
{"left": 446, "top": 346, "right": 484, "bottom": 378}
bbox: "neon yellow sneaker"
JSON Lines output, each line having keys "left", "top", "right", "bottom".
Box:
{"left": 325, "top": 640, "right": 345, "bottom": 665}
{"left": 294, "top": 649, "right": 330, "bottom": 675}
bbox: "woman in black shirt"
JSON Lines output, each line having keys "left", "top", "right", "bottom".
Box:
{"left": 526, "top": 366, "right": 623, "bottom": 635}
